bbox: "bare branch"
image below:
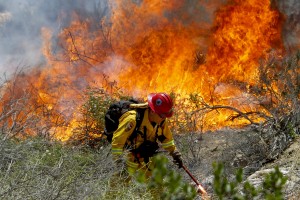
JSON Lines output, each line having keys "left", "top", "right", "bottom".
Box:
{"left": 67, "top": 31, "right": 100, "bottom": 65}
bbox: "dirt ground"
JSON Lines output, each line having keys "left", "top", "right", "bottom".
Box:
{"left": 174, "top": 125, "right": 300, "bottom": 198}
{"left": 260, "top": 136, "right": 300, "bottom": 199}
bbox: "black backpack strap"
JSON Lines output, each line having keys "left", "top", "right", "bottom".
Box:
{"left": 156, "top": 120, "right": 166, "bottom": 142}
{"left": 125, "top": 108, "right": 146, "bottom": 163}
{"left": 127, "top": 108, "right": 146, "bottom": 142}
{"left": 135, "top": 108, "right": 145, "bottom": 130}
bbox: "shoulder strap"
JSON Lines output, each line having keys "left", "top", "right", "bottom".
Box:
{"left": 128, "top": 108, "right": 146, "bottom": 142}
{"left": 157, "top": 120, "right": 166, "bottom": 142}
{"left": 135, "top": 108, "right": 145, "bottom": 130}
{"left": 129, "top": 103, "right": 148, "bottom": 109}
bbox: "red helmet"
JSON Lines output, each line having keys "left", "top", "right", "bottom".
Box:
{"left": 147, "top": 93, "right": 174, "bottom": 118}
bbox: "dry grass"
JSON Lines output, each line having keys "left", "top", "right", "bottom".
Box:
{"left": 0, "top": 50, "right": 298, "bottom": 199}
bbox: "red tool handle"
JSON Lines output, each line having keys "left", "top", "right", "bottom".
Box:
{"left": 182, "top": 165, "right": 208, "bottom": 196}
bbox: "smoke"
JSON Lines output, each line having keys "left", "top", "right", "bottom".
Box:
{"left": 0, "top": 0, "right": 110, "bottom": 78}
{"left": 0, "top": 0, "right": 299, "bottom": 81}
{"left": 276, "top": 0, "right": 300, "bottom": 50}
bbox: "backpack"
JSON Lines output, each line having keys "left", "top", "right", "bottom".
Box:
{"left": 104, "top": 99, "right": 146, "bottom": 143}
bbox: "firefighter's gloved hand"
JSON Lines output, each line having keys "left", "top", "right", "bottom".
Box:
{"left": 171, "top": 150, "right": 183, "bottom": 168}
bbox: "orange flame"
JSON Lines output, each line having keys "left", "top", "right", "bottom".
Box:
{"left": 0, "top": 0, "right": 284, "bottom": 141}
{"left": 205, "top": 0, "right": 282, "bottom": 84}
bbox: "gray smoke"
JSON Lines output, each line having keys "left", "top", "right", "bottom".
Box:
{"left": 276, "top": 0, "right": 300, "bottom": 51}
{"left": 0, "top": 0, "right": 299, "bottom": 81}
{"left": 0, "top": 0, "right": 109, "bottom": 78}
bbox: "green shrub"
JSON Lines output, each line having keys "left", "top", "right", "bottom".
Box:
{"left": 262, "top": 166, "right": 288, "bottom": 200}
{"left": 213, "top": 162, "right": 287, "bottom": 200}
{"left": 136, "top": 155, "right": 197, "bottom": 200}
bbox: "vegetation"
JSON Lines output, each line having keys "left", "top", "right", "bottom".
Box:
{"left": 0, "top": 0, "right": 299, "bottom": 197}
{"left": 0, "top": 134, "right": 289, "bottom": 199}
{"left": 0, "top": 48, "right": 298, "bottom": 199}
{"left": 0, "top": 135, "right": 114, "bottom": 199}
{"left": 213, "top": 162, "right": 287, "bottom": 200}
{"left": 136, "top": 155, "right": 197, "bottom": 200}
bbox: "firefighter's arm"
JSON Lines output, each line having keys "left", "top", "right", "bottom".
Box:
{"left": 111, "top": 111, "right": 137, "bottom": 159}
{"left": 160, "top": 119, "right": 176, "bottom": 152}
{"left": 160, "top": 120, "right": 183, "bottom": 168}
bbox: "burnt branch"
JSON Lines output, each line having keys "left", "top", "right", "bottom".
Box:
{"left": 191, "top": 104, "right": 264, "bottom": 125}
{"left": 99, "top": 20, "right": 115, "bottom": 54}
{"left": 67, "top": 31, "right": 100, "bottom": 65}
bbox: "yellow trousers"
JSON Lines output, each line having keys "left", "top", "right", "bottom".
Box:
{"left": 126, "top": 153, "right": 155, "bottom": 178}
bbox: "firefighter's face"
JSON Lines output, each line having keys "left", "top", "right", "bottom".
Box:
{"left": 149, "top": 109, "right": 165, "bottom": 124}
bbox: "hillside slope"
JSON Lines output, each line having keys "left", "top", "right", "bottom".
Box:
{"left": 174, "top": 126, "right": 299, "bottom": 198}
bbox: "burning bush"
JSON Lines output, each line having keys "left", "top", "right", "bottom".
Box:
{"left": 0, "top": 50, "right": 299, "bottom": 146}
{"left": 0, "top": 0, "right": 298, "bottom": 146}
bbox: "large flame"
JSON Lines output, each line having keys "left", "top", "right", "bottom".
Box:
{"left": 0, "top": 0, "right": 284, "bottom": 141}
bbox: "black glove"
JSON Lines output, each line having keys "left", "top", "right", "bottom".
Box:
{"left": 171, "top": 150, "right": 183, "bottom": 168}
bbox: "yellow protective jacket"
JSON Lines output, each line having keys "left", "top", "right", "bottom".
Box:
{"left": 111, "top": 108, "right": 177, "bottom": 159}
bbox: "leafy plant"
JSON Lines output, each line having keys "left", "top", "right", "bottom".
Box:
{"left": 136, "top": 155, "right": 197, "bottom": 200}
{"left": 213, "top": 162, "right": 288, "bottom": 200}
{"left": 262, "top": 166, "right": 288, "bottom": 200}
{"left": 213, "top": 162, "right": 246, "bottom": 200}
{"left": 67, "top": 87, "right": 116, "bottom": 147}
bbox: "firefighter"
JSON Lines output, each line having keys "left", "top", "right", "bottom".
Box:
{"left": 111, "top": 92, "right": 183, "bottom": 177}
